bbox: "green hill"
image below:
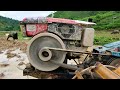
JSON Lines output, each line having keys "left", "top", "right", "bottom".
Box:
{"left": 0, "top": 16, "right": 20, "bottom": 31}
{"left": 1, "top": 11, "right": 120, "bottom": 31}
{"left": 48, "top": 11, "right": 120, "bottom": 30}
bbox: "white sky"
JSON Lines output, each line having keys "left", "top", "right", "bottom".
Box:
{"left": 0, "top": 11, "right": 55, "bottom": 21}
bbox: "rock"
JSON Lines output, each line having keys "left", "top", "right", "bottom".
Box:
{"left": 18, "top": 62, "right": 25, "bottom": 66}
{"left": 0, "top": 73, "right": 5, "bottom": 79}
{"left": 6, "top": 52, "right": 21, "bottom": 59}
{"left": 0, "top": 63, "right": 9, "bottom": 67}
{"left": 6, "top": 53, "right": 17, "bottom": 58}
{"left": 16, "top": 55, "right": 21, "bottom": 58}
{"left": 0, "top": 51, "right": 3, "bottom": 54}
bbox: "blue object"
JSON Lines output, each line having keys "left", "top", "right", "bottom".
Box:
{"left": 104, "top": 41, "right": 120, "bottom": 48}
{"left": 111, "top": 51, "right": 120, "bottom": 57}
{"left": 94, "top": 41, "right": 120, "bottom": 57}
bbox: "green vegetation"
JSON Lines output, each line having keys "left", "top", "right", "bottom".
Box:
{"left": 48, "top": 11, "right": 120, "bottom": 45}
{"left": 48, "top": 11, "right": 107, "bottom": 20}
{"left": 0, "top": 31, "right": 22, "bottom": 39}
{"left": 94, "top": 31, "right": 120, "bottom": 45}
{"left": 0, "top": 16, "right": 20, "bottom": 31}
{"left": 48, "top": 11, "right": 120, "bottom": 30}
{"left": 18, "top": 32, "right": 31, "bottom": 41}
{"left": 0, "top": 11, "right": 120, "bottom": 45}
{"left": 0, "top": 31, "right": 31, "bottom": 41}
{"left": 1, "top": 11, "right": 120, "bottom": 31}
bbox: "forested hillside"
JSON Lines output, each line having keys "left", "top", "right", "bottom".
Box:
{"left": 48, "top": 11, "right": 120, "bottom": 30}
{"left": 0, "top": 11, "right": 120, "bottom": 31}
{"left": 0, "top": 16, "right": 20, "bottom": 31}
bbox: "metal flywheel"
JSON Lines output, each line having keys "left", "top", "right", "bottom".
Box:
{"left": 27, "top": 32, "right": 66, "bottom": 71}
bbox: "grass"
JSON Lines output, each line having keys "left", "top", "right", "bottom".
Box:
{"left": 0, "top": 31, "right": 8, "bottom": 36}
{"left": 18, "top": 32, "right": 31, "bottom": 41}
{"left": 94, "top": 31, "right": 120, "bottom": 45}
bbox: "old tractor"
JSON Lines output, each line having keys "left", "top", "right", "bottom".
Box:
{"left": 20, "top": 17, "right": 120, "bottom": 79}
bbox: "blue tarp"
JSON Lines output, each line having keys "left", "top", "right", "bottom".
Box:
{"left": 94, "top": 41, "right": 120, "bottom": 57}
{"left": 104, "top": 41, "right": 120, "bottom": 48}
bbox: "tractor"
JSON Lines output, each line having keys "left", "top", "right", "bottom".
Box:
{"left": 20, "top": 17, "right": 120, "bottom": 79}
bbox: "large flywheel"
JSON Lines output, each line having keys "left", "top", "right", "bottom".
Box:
{"left": 27, "top": 32, "right": 66, "bottom": 71}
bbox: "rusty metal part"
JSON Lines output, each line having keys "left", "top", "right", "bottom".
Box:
{"left": 86, "top": 46, "right": 93, "bottom": 53}
{"left": 72, "top": 63, "right": 120, "bottom": 79}
{"left": 110, "top": 58, "right": 120, "bottom": 67}
{"left": 113, "top": 67, "right": 120, "bottom": 76}
{"left": 27, "top": 33, "right": 66, "bottom": 71}
{"left": 72, "top": 70, "right": 84, "bottom": 79}
{"left": 94, "top": 62, "right": 120, "bottom": 79}
{"left": 79, "top": 54, "right": 88, "bottom": 63}
{"left": 72, "top": 66, "right": 96, "bottom": 79}
{"left": 104, "top": 65, "right": 116, "bottom": 69}
{"left": 78, "top": 47, "right": 92, "bottom": 64}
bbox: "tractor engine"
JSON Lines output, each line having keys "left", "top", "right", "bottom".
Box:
{"left": 20, "top": 17, "right": 95, "bottom": 72}
{"left": 48, "top": 23, "right": 82, "bottom": 49}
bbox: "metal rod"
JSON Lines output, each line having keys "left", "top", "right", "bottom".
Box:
{"left": 83, "top": 54, "right": 89, "bottom": 61}
{"left": 44, "top": 47, "right": 112, "bottom": 56}
{"left": 73, "top": 59, "right": 79, "bottom": 65}
{"left": 72, "top": 66, "right": 96, "bottom": 79}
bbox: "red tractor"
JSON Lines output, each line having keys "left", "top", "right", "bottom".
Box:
{"left": 20, "top": 17, "right": 110, "bottom": 79}
{"left": 20, "top": 17, "right": 120, "bottom": 79}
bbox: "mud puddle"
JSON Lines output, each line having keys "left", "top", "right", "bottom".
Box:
{"left": 0, "top": 48, "right": 37, "bottom": 79}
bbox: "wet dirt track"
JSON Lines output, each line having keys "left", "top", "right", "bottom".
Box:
{"left": 0, "top": 37, "right": 37, "bottom": 79}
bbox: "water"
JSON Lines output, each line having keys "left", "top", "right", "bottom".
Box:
{"left": 0, "top": 48, "right": 36, "bottom": 79}
{"left": 0, "top": 50, "right": 8, "bottom": 63}
{"left": 0, "top": 48, "right": 28, "bottom": 63}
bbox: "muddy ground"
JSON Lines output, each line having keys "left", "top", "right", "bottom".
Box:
{"left": 0, "top": 36, "right": 99, "bottom": 79}
{"left": 0, "top": 37, "right": 27, "bottom": 53}
{"left": 0, "top": 37, "right": 37, "bottom": 79}
{"left": 0, "top": 37, "right": 75, "bottom": 79}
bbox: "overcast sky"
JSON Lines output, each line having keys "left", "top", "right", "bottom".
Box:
{"left": 0, "top": 11, "right": 55, "bottom": 21}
